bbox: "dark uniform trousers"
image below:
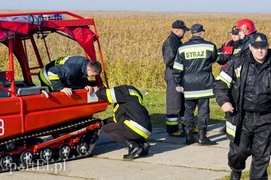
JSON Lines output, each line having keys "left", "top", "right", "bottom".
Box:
{"left": 228, "top": 112, "right": 271, "bottom": 180}
{"left": 101, "top": 117, "right": 146, "bottom": 142}
{"left": 165, "top": 68, "right": 185, "bottom": 133}
{"left": 184, "top": 98, "right": 209, "bottom": 131}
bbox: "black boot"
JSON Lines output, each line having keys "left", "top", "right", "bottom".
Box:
{"left": 185, "top": 128, "right": 197, "bottom": 145}
{"left": 138, "top": 141, "right": 150, "bottom": 156}
{"left": 123, "top": 141, "right": 143, "bottom": 159}
{"left": 230, "top": 171, "right": 242, "bottom": 180}
{"left": 198, "top": 130, "right": 217, "bottom": 145}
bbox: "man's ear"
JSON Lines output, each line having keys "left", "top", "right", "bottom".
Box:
{"left": 248, "top": 44, "right": 252, "bottom": 50}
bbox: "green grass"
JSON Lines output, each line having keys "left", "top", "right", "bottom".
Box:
{"left": 94, "top": 88, "right": 225, "bottom": 128}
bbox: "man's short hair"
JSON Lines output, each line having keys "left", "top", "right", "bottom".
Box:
{"left": 88, "top": 61, "right": 102, "bottom": 74}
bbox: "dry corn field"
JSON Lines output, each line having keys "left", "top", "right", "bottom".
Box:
{"left": 1, "top": 11, "right": 271, "bottom": 90}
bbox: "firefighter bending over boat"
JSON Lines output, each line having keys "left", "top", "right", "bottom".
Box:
{"left": 38, "top": 55, "right": 102, "bottom": 97}
{"left": 93, "top": 85, "right": 152, "bottom": 159}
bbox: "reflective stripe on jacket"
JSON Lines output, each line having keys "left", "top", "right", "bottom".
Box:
{"left": 39, "top": 56, "right": 89, "bottom": 91}
{"left": 214, "top": 48, "right": 271, "bottom": 142}
{"left": 173, "top": 36, "right": 218, "bottom": 100}
{"left": 95, "top": 85, "right": 152, "bottom": 139}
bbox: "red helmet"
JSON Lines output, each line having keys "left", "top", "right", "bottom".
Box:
{"left": 236, "top": 19, "right": 256, "bottom": 35}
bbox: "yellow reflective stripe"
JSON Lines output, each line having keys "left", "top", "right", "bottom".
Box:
{"left": 218, "top": 71, "right": 233, "bottom": 84}
{"left": 179, "top": 43, "right": 214, "bottom": 52}
{"left": 112, "top": 114, "right": 117, "bottom": 123}
{"left": 124, "top": 120, "right": 150, "bottom": 139}
{"left": 113, "top": 104, "right": 119, "bottom": 112}
{"left": 235, "top": 66, "right": 241, "bottom": 78}
{"left": 106, "top": 89, "right": 114, "bottom": 103}
{"left": 112, "top": 104, "right": 119, "bottom": 123}
{"left": 185, "top": 49, "right": 206, "bottom": 60}
{"left": 39, "top": 69, "right": 54, "bottom": 91}
{"left": 166, "top": 116, "right": 179, "bottom": 125}
{"left": 233, "top": 48, "right": 241, "bottom": 54}
{"left": 48, "top": 71, "right": 60, "bottom": 81}
{"left": 166, "top": 121, "right": 179, "bottom": 125}
{"left": 166, "top": 117, "right": 178, "bottom": 121}
{"left": 184, "top": 89, "right": 214, "bottom": 99}
{"left": 216, "top": 52, "right": 223, "bottom": 61}
{"left": 54, "top": 56, "right": 69, "bottom": 65}
{"left": 48, "top": 76, "right": 60, "bottom": 80}
{"left": 215, "top": 76, "right": 231, "bottom": 89}
{"left": 179, "top": 44, "right": 215, "bottom": 60}
{"left": 128, "top": 89, "right": 143, "bottom": 105}
{"left": 215, "top": 71, "right": 233, "bottom": 89}
{"left": 226, "top": 121, "right": 236, "bottom": 138}
{"left": 173, "top": 62, "right": 183, "bottom": 71}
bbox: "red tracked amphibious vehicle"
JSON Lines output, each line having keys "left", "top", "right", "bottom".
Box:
{"left": 0, "top": 11, "right": 109, "bottom": 171}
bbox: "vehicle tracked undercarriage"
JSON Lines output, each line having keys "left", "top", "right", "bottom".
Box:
{"left": 0, "top": 117, "right": 103, "bottom": 172}
{"left": 0, "top": 11, "right": 109, "bottom": 173}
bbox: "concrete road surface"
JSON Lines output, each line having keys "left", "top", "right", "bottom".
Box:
{"left": 0, "top": 124, "right": 256, "bottom": 180}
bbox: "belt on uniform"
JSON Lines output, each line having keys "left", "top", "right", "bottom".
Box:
{"left": 245, "top": 111, "right": 271, "bottom": 117}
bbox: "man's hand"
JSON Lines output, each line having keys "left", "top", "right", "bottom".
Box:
{"left": 60, "top": 87, "right": 73, "bottom": 97}
{"left": 176, "top": 86, "right": 184, "bottom": 93}
{"left": 93, "top": 86, "right": 100, "bottom": 92}
{"left": 221, "top": 102, "right": 234, "bottom": 113}
{"left": 85, "top": 85, "right": 94, "bottom": 95}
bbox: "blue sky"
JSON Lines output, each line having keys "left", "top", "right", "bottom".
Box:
{"left": 1, "top": 0, "right": 271, "bottom": 13}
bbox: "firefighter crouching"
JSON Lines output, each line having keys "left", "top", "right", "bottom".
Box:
{"left": 93, "top": 85, "right": 152, "bottom": 159}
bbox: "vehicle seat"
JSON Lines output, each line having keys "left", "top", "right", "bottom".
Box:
{"left": 17, "top": 86, "right": 49, "bottom": 96}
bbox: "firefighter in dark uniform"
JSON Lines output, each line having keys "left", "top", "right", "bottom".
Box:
{"left": 217, "top": 26, "right": 242, "bottom": 67}
{"left": 214, "top": 32, "right": 271, "bottom": 180}
{"left": 172, "top": 24, "right": 218, "bottom": 145}
{"left": 162, "top": 20, "right": 190, "bottom": 137}
{"left": 93, "top": 85, "right": 152, "bottom": 159}
{"left": 217, "top": 26, "right": 242, "bottom": 133}
{"left": 39, "top": 55, "right": 102, "bottom": 97}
